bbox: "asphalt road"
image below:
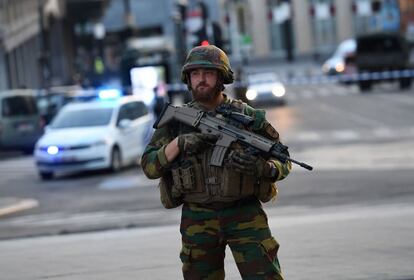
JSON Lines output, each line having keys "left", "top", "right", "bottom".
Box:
{"left": 1, "top": 82, "right": 414, "bottom": 240}
{"left": 0, "top": 192, "right": 413, "bottom": 280}
{"left": 1, "top": 81, "right": 414, "bottom": 279}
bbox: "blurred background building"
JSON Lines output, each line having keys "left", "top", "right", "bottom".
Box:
{"left": 0, "top": 0, "right": 413, "bottom": 91}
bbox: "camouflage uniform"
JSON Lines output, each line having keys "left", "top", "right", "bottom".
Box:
{"left": 141, "top": 45, "right": 291, "bottom": 279}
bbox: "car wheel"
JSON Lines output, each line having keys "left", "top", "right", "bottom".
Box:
{"left": 399, "top": 78, "right": 412, "bottom": 90}
{"left": 22, "top": 148, "right": 34, "bottom": 155}
{"left": 110, "top": 147, "right": 122, "bottom": 173}
{"left": 358, "top": 81, "right": 372, "bottom": 92}
{"left": 39, "top": 172, "right": 53, "bottom": 180}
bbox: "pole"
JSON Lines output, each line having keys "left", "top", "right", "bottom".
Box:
{"left": 37, "top": 0, "right": 50, "bottom": 90}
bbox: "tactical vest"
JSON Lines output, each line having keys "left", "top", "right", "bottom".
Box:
{"left": 168, "top": 99, "right": 276, "bottom": 204}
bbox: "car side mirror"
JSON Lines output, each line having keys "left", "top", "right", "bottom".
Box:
{"left": 118, "top": 119, "right": 131, "bottom": 129}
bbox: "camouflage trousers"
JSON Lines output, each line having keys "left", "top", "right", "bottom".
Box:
{"left": 179, "top": 198, "right": 284, "bottom": 280}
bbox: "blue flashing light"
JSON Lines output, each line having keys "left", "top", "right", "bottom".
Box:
{"left": 98, "top": 89, "right": 121, "bottom": 100}
{"left": 47, "top": 146, "right": 59, "bottom": 155}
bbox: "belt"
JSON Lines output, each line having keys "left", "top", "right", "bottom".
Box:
{"left": 187, "top": 197, "right": 257, "bottom": 210}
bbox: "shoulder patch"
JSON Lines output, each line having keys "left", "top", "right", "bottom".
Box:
{"left": 264, "top": 122, "right": 279, "bottom": 140}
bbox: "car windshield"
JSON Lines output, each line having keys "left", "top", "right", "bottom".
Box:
{"left": 50, "top": 107, "right": 113, "bottom": 128}
{"left": 248, "top": 73, "right": 278, "bottom": 84}
{"left": 334, "top": 40, "right": 356, "bottom": 57}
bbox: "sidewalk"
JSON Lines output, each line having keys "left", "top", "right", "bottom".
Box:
{"left": 1, "top": 203, "right": 413, "bottom": 280}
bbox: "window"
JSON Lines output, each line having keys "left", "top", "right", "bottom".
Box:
{"left": 117, "top": 101, "right": 148, "bottom": 124}
{"left": 2, "top": 96, "right": 38, "bottom": 117}
{"left": 51, "top": 108, "right": 113, "bottom": 128}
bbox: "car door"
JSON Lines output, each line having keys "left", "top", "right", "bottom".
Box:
{"left": 116, "top": 103, "right": 138, "bottom": 162}
{"left": 116, "top": 101, "right": 153, "bottom": 162}
{"left": 127, "top": 101, "right": 153, "bottom": 158}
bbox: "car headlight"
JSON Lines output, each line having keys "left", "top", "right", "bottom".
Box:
{"left": 335, "top": 62, "right": 345, "bottom": 73}
{"left": 246, "top": 89, "right": 257, "bottom": 100}
{"left": 272, "top": 83, "right": 286, "bottom": 97}
{"left": 47, "top": 146, "right": 59, "bottom": 155}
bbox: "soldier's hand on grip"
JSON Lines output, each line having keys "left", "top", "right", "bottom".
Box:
{"left": 177, "top": 133, "right": 218, "bottom": 156}
{"left": 227, "top": 151, "right": 277, "bottom": 178}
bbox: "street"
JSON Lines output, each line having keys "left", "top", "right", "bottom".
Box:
{"left": 1, "top": 81, "right": 414, "bottom": 279}
{"left": 1, "top": 81, "right": 414, "bottom": 234}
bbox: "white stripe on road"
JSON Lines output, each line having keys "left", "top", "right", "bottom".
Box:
{"left": 292, "top": 140, "right": 414, "bottom": 171}
{"left": 98, "top": 174, "right": 154, "bottom": 190}
{"left": 372, "top": 127, "right": 394, "bottom": 138}
{"left": 317, "top": 102, "right": 385, "bottom": 127}
{"left": 294, "top": 132, "right": 322, "bottom": 142}
{"left": 331, "top": 130, "right": 359, "bottom": 141}
{"left": 267, "top": 203, "right": 414, "bottom": 228}
{"left": 284, "top": 126, "right": 414, "bottom": 143}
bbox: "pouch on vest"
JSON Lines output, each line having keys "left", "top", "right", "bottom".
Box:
{"left": 171, "top": 159, "right": 204, "bottom": 193}
{"left": 221, "top": 168, "right": 255, "bottom": 197}
{"left": 158, "top": 172, "right": 183, "bottom": 209}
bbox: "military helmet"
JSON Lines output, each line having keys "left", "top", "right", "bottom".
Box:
{"left": 181, "top": 45, "right": 234, "bottom": 84}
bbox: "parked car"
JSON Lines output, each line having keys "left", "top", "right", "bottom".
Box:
{"left": 355, "top": 32, "right": 414, "bottom": 91}
{"left": 243, "top": 72, "right": 286, "bottom": 106}
{"left": 322, "top": 39, "right": 357, "bottom": 77}
{"left": 0, "top": 89, "right": 45, "bottom": 153}
{"left": 36, "top": 85, "right": 85, "bottom": 124}
{"left": 34, "top": 96, "right": 154, "bottom": 180}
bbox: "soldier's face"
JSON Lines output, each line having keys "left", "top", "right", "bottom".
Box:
{"left": 190, "top": 68, "right": 220, "bottom": 102}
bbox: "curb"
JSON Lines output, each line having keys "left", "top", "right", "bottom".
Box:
{"left": 0, "top": 198, "right": 39, "bottom": 218}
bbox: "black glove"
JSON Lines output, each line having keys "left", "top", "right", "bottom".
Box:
{"left": 227, "top": 151, "right": 277, "bottom": 178}
{"left": 177, "top": 133, "right": 218, "bottom": 156}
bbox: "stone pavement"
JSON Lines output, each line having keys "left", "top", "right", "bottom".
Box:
{"left": 1, "top": 202, "right": 413, "bottom": 280}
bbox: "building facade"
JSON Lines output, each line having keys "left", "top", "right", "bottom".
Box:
{"left": 0, "top": 0, "right": 413, "bottom": 91}
{"left": 0, "top": 0, "right": 42, "bottom": 90}
{"left": 0, "top": 0, "right": 73, "bottom": 91}
{"left": 220, "top": 0, "right": 405, "bottom": 62}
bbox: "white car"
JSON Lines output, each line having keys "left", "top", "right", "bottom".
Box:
{"left": 34, "top": 96, "right": 154, "bottom": 180}
{"left": 322, "top": 39, "right": 356, "bottom": 76}
{"left": 245, "top": 72, "right": 286, "bottom": 106}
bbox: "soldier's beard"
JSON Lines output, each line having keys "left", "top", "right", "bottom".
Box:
{"left": 191, "top": 82, "right": 222, "bottom": 103}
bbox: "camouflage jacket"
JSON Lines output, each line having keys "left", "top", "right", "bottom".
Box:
{"left": 141, "top": 94, "right": 291, "bottom": 182}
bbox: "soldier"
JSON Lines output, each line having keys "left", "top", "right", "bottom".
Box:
{"left": 141, "top": 45, "right": 291, "bottom": 279}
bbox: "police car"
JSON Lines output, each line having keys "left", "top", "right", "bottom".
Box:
{"left": 34, "top": 94, "right": 154, "bottom": 180}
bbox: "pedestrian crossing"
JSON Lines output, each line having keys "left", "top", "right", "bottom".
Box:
{"left": 292, "top": 139, "right": 414, "bottom": 171}
{"left": 285, "top": 84, "right": 359, "bottom": 100}
{"left": 284, "top": 126, "right": 414, "bottom": 144}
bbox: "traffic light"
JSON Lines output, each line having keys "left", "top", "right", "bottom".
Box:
{"left": 193, "top": 27, "right": 208, "bottom": 47}
{"left": 192, "top": 22, "right": 223, "bottom": 48}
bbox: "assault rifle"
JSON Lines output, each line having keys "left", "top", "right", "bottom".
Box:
{"left": 154, "top": 104, "right": 313, "bottom": 171}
